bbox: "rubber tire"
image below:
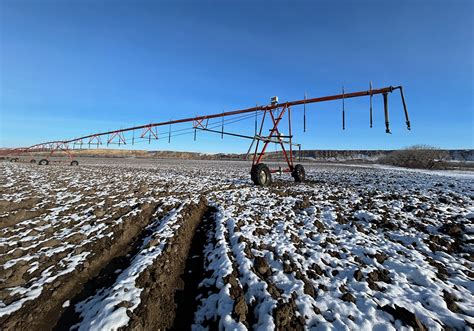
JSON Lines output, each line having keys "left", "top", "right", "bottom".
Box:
{"left": 250, "top": 165, "right": 258, "bottom": 183}
{"left": 38, "top": 159, "right": 49, "bottom": 165}
{"left": 30, "top": 159, "right": 36, "bottom": 163}
{"left": 70, "top": 160, "right": 79, "bottom": 166}
{"left": 10, "top": 158, "right": 16, "bottom": 162}
{"left": 251, "top": 163, "right": 272, "bottom": 186}
{"left": 292, "top": 164, "right": 305, "bottom": 183}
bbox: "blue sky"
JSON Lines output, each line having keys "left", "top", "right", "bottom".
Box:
{"left": 1, "top": 0, "right": 472, "bottom": 152}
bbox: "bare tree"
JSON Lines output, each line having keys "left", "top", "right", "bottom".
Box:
{"left": 379, "top": 145, "right": 450, "bottom": 169}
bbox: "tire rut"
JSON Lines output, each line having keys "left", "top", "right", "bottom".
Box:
{"left": 171, "top": 206, "right": 217, "bottom": 330}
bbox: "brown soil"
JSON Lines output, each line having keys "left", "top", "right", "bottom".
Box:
{"left": 53, "top": 203, "right": 179, "bottom": 331}
{"left": 125, "top": 197, "right": 207, "bottom": 330}
{"left": 0, "top": 208, "right": 47, "bottom": 229}
{"left": 2, "top": 159, "right": 472, "bottom": 330}
{"left": 171, "top": 206, "right": 216, "bottom": 330}
{"left": 378, "top": 304, "right": 427, "bottom": 331}
{"left": 1, "top": 201, "right": 159, "bottom": 331}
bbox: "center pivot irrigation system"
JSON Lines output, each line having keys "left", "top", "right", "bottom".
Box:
{"left": 5, "top": 84, "right": 410, "bottom": 186}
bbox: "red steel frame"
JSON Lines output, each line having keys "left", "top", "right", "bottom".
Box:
{"left": 88, "top": 135, "right": 102, "bottom": 147}
{"left": 2, "top": 142, "right": 73, "bottom": 163}
{"left": 140, "top": 125, "right": 158, "bottom": 142}
{"left": 108, "top": 131, "right": 127, "bottom": 145}
{"left": 49, "top": 142, "right": 74, "bottom": 160}
{"left": 4, "top": 85, "right": 410, "bottom": 170}
{"left": 252, "top": 104, "right": 296, "bottom": 173}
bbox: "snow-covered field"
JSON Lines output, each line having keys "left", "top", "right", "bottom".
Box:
{"left": 0, "top": 159, "right": 473, "bottom": 330}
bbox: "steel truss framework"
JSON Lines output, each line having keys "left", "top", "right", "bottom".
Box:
{"left": 3, "top": 85, "right": 410, "bottom": 183}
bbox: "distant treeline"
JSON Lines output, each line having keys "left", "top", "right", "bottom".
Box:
{"left": 259, "top": 149, "right": 474, "bottom": 162}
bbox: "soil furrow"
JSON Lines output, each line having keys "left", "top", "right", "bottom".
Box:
{"left": 171, "top": 206, "right": 217, "bottom": 330}
{"left": 1, "top": 201, "right": 159, "bottom": 331}
{"left": 125, "top": 197, "right": 208, "bottom": 330}
{"left": 53, "top": 203, "right": 173, "bottom": 331}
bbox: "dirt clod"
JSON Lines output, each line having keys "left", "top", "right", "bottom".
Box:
{"left": 234, "top": 295, "right": 248, "bottom": 322}
{"left": 273, "top": 294, "right": 305, "bottom": 331}
{"left": 354, "top": 269, "right": 363, "bottom": 281}
{"left": 254, "top": 256, "right": 271, "bottom": 276}
{"left": 440, "top": 223, "right": 465, "bottom": 237}
{"left": 341, "top": 293, "right": 356, "bottom": 303}
{"left": 442, "top": 290, "right": 461, "bottom": 313}
{"left": 379, "top": 304, "right": 427, "bottom": 331}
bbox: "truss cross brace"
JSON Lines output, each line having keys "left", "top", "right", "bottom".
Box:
{"left": 252, "top": 104, "right": 295, "bottom": 173}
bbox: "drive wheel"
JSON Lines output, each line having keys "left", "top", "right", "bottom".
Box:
{"left": 292, "top": 164, "right": 305, "bottom": 183}
{"left": 70, "top": 160, "right": 79, "bottom": 166}
{"left": 30, "top": 159, "right": 36, "bottom": 163}
{"left": 38, "top": 159, "right": 49, "bottom": 165}
{"left": 251, "top": 163, "right": 272, "bottom": 186}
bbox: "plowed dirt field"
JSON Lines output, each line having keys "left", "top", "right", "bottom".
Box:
{"left": 1, "top": 159, "right": 473, "bottom": 330}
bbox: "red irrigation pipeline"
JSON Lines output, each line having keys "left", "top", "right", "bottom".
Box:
{"left": 26, "top": 85, "right": 410, "bottom": 148}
